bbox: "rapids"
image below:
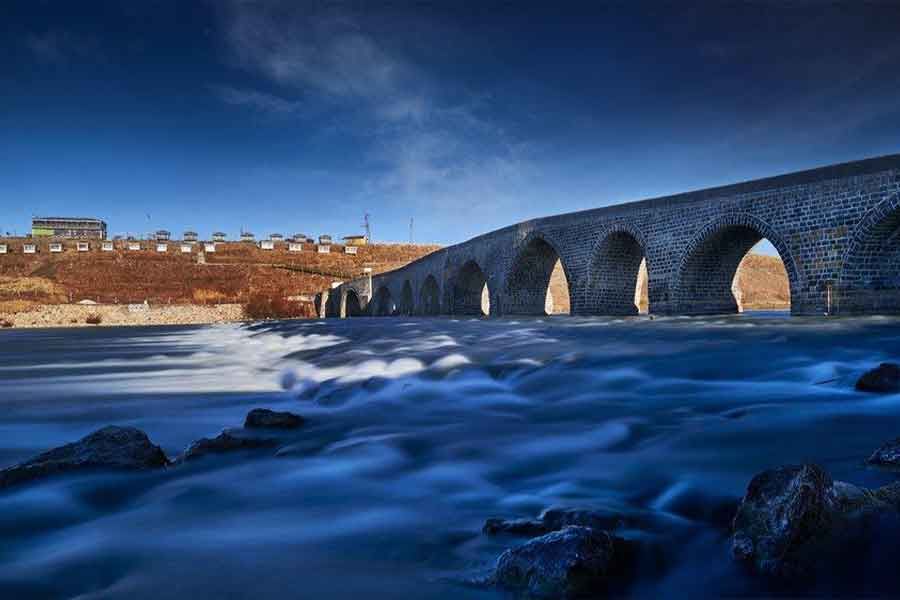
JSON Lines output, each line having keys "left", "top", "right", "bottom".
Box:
{"left": 2, "top": 314, "right": 900, "bottom": 598}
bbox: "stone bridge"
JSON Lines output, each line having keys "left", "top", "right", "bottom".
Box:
{"left": 325, "top": 154, "right": 900, "bottom": 318}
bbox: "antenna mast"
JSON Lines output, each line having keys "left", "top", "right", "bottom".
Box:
{"left": 409, "top": 217, "right": 414, "bottom": 244}
{"left": 363, "top": 213, "right": 371, "bottom": 242}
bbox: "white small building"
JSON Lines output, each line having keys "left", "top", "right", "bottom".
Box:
{"left": 288, "top": 242, "right": 303, "bottom": 252}
{"left": 269, "top": 233, "right": 284, "bottom": 242}
{"left": 344, "top": 245, "right": 358, "bottom": 255}
{"left": 212, "top": 232, "right": 227, "bottom": 242}
{"left": 23, "top": 244, "right": 36, "bottom": 254}
{"left": 259, "top": 240, "right": 274, "bottom": 250}
{"left": 204, "top": 242, "right": 216, "bottom": 253}
{"left": 317, "top": 244, "right": 331, "bottom": 254}
{"left": 77, "top": 242, "right": 89, "bottom": 252}
{"left": 128, "top": 241, "right": 141, "bottom": 251}
{"left": 156, "top": 243, "right": 168, "bottom": 253}
{"left": 180, "top": 244, "right": 192, "bottom": 253}
{"left": 101, "top": 241, "right": 114, "bottom": 252}
{"left": 318, "top": 234, "right": 333, "bottom": 245}
{"left": 0, "top": 244, "right": 7, "bottom": 254}
{"left": 183, "top": 231, "right": 199, "bottom": 243}
{"left": 50, "top": 242, "right": 63, "bottom": 253}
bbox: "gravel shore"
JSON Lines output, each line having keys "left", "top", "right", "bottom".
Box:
{"left": 0, "top": 303, "right": 245, "bottom": 328}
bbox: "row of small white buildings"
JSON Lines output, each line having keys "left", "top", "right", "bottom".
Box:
{"left": 0, "top": 239, "right": 360, "bottom": 255}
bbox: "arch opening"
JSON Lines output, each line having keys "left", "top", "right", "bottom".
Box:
{"left": 452, "top": 260, "right": 490, "bottom": 316}
{"left": 419, "top": 275, "right": 440, "bottom": 315}
{"left": 343, "top": 289, "right": 363, "bottom": 317}
{"left": 677, "top": 225, "right": 791, "bottom": 315}
{"left": 506, "top": 237, "right": 571, "bottom": 315}
{"left": 588, "top": 231, "right": 648, "bottom": 315}
{"left": 839, "top": 201, "right": 900, "bottom": 314}
{"left": 399, "top": 280, "right": 414, "bottom": 316}
{"left": 372, "top": 286, "right": 395, "bottom": 316}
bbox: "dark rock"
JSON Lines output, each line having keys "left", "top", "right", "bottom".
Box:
{"left": 181, "top": 431, "right": 277, "bottom": 462}
{"left": 483, "top": 517, "right": 550, "bottom": 537}
{"left": 867, "top": 438, "right": 900, "bottom": 467}
{"left": 484, "top": 507, "right": 626, "bottom": 538}
{"left": 732, "top": 464, "right": 835, "bottom": 579}
{"left": 494, "top": 526, "right": 630, "bottom": 598}
{"left": 856, "top": 363, "right": 900, "bottom": 393}
{"left": 244, "top": 408, "right": 304, "bottom": 429}
{"left": 732, "top": 464, "right": 900, "bottom": 581}
{"left": 0, "top": 426, "right": 169, "bottom": 489}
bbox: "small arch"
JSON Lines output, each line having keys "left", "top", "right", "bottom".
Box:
{"left": 399, "top": 280, "right": 414, "bottom": 315}
{"left": 372, "top": 286, "right": 395, "bottom": 316}
{"left": 452, "top": 260, "right": 490, "bottom": 316}
{"left": 505, "top": 234, "right": 572, "bottom": 315}
{"left": 585, "top": 225, "right": 649, "bottom": 315}
{"left": 343, "top": 289, "right": 363, "bottom": 317}
{"left": 673, "top": 213, "right": 799, "bottom": 315}
{"left": 837, "top": 194, "right": 900, "bottom": 314}
{"left": 419, "top": 274, "right": 440, "bottom": 315}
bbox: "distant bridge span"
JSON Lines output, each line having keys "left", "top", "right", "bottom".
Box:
{"left": 325, "top": 154, "right": 900, "bottom": 317}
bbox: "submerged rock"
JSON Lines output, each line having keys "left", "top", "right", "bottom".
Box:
{"left": 244, "top": 408, "right": 304, "bottom": 429}
{"left": 494, "top": 526, "right": 630, "bottom": 598}
{"left": 867, "top": 438, "right": 900, "bottom": 467}
{"left": 732, "top": 463, "right": 900, "bottom": 581}
{"left": 181, "top": 431, "right": 277, "bottom": 462}
{"left": 484, "top": 507, "right": 626, "bottom": 538}
{"left": 0, "top": 426, "right": 169, "bottom": 489}
{"left": 856, "top": 363, "right": 900, "bottom": 393}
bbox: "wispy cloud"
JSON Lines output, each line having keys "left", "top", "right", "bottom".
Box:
{"left": 216, "top": 0, "right": 535, "bottom": 227}
{"left": 25, "top": 30, "right": 102, "bottom": 65}
{"left": 211, "top": 84, "right": 305, "bottom": 116}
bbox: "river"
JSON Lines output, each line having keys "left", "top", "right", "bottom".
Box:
{"left": 1, "top": 314, "right": 899, "bottom": 598}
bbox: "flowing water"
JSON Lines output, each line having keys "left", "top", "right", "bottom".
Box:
{"left": 2, "top": 314, "right": 900, "bottom": 598}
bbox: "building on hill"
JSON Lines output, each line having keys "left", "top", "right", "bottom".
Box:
{"left": 342, "top": 235, "right": 368, "bottom": 246}
{"left": 269, "top": 233, "right": 284, "bottom": 242}
{"left": 155, "top": 230, "right": 171, "bottom": 242}
{"left": 318, "top": 234, "right": 333, "bottom": 245}
{"left": 32, "top": 217, "right": 107, "bottom": 240}
{"left": 183, "top": 231, "right": 199, "bottom": 243}
{"left": 241, "top": 232, "right": 255, "bottom": 242}
{"left": 292, "top": 233, "right": 307, "bottom": 243}
{"left": 212, "top": 232, "right": 227, "bottom": 242}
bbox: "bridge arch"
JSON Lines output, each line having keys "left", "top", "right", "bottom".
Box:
{"left": 399, "top": 280, "right": 414, "bottom": 315}
{"left": 672, "top": 213, "right": 801, "bottom": 315}
{"left": 505, "top": 232, "right": 572, "bottom": 315}
{"left": 372, "top": 285, "right": 395, "bottom": 316}
{"left": 419, "top": 274, "right": 440, "bottom": 315}
{"left": 342, "top": 289, "right": 364, "bottom": 317}
{"left": 837, "top": 193, "right": 900, "bottom": 314}
{"left": 583, "top": 223, "right": 649, "bottom": 315}
{"left": 451, "top": 260, "right": 490, "bottom": 316}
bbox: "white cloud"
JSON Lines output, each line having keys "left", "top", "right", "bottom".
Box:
{"left": 211, "top": 85, "right": 304, "bottom": 116}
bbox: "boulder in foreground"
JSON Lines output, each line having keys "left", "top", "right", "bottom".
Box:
{"left": 732, "top": 463, "right": 900, "bottom": 581}
{"left": 856, "top": 363, "right": 900, "bottom": 393}
{"left": 244, "top": 408, "right": 304, "bottom": 429}
{"left": 181, "top": 431, "right": 277, "bottom": 462}
{"left": 0, "top": 426, "right": 169, "bottom": 489}
{"left": 494, "top": 526, "right": 630, "bottom": 598}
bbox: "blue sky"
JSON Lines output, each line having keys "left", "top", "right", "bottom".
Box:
{"left": 3, "top": 2, "right": 900, "bottom": 253}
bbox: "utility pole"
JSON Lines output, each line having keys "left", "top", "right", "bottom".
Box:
{"left": 363, "top": 213, "right": 371, "bottom": 242}
{"left": 409, "top": 217, "right": 414, "bottom": 244}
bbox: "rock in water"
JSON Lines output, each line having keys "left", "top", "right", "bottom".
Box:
{"left": 494, "top": 526, "right": 628, "bottom": 598}
{"left": 0, "top": 426, "right": 169, "bottom": 489}
{"left": 244, "top": 408, "right": 304, "bottom": 429}
{"left": 856, "top": 363, "right": 900, "bottom": 393}
{"left": 484, "top": 507, "right": 626, "bottom": 538}
{"left": 867, "top": 438, "right": 900, "bottom": 467}
{"left": 732, "top": 464, "right": 835, "bottom": 579}
{"left": 181, "top": 431, "right": 277, "bottom": 462}
{"left": 483, "top": 517, "right": 550, "bottom": 537}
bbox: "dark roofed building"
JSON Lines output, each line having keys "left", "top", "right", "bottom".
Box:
{"left": 32, "top": 217, "right": 107, "bottom": 240}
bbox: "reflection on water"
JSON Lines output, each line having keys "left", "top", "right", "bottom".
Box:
{"left": 2, "top": 314, "right": 900, "bottom": 598}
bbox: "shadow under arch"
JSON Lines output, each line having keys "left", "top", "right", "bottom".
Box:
{"left": 419, "top": 274, "right": 440, "bottom": 315}
{"left": 451, "top": 260, "right": 490, "bottom": 316}
{"left": 836, "top": 193, "right": 900, "bottom": 314}
{"left": 583, "top": 223, "right": 650, "bottom": 315}
{"left": 342, "top": 289, "right": 364, "bottom": 317}
{"left": 372, "top": 285, "right": 395, "bottom": 316}
{"left": 672, "top": 213, "right": 801, "bottom": 315}
{"left": 505, "top": 232, "right": 573, "bottom": 315}
{"left": 399, "top": 280, "right": 414, "bottom": 315}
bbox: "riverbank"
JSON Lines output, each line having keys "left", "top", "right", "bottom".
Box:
{"left": 0, "top": 302, "right": 245, "bottom": 328}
